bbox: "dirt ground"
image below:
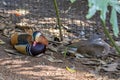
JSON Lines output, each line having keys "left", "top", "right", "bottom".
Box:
{"left": 0, "top": 33, "right": 97, "bottom": 80}
{"left": 0, "top": 0, "right": 120, "bottom": 80}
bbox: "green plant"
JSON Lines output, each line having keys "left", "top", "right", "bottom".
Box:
{"left": 86, "top": 0, "right": 120, "bottom": 54}
{"left": 70, "top": 0, "right": 120, "bottom": 54}
{"left": 86, "top": 0, "right": 120, "bottom": 37}
{"left": 53, "top": 0, "right": 63, "bottom": 41}
{"left": 63, "top": 47, "right": 68, "bottom": 58}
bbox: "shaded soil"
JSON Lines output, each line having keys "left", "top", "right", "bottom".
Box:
{"left": 0, "top": 33, "right": 95, "bottom": 80}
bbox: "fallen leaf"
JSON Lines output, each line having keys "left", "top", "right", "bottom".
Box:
{"left": 35, "top": 53, "right": 44, "bottom": 57}
{"left": 82, "top": 61, "right": 99, "bottom": 66}
{"left": 3, "top": 29, "right": 10, "bottom": 37}
{"left": 81, "top": 58, "right": 101, "bottom": 66}
{"left": 0, "top": 23, "right": 6, "bottom": 30}
{"left": 67, "top": 50, "right": 84, "bottom": 58}
{"left": 66, "top": 66, "right": 76, "bottom": 73}
{"left": 16, "top": 22, "right": 33, "bottom": 30}
{"left": 3, "top": 28, "right": 15, "bottom": 37}
{"left": 84, "top": 73, "right": 95, "bottom": 78}
{"left": 117, "top": 64, "right": 120, "bottom": 70}
{"left": 115, "top": 41, "right": 120, "bottom": 47}
{"left": 0, "top": 39, "right": 5, "bottom": 44}
{"left": 102, "top": 63, "right": 118, "bottom": 72}
{"left": 4, "top": 49, "right": 21, "bottom": 55}
{"left": 7, "top": 9, "right": 29, "bottom": 16}
{"left": 47, "top": 44, "right": 58, "bottom": 52}
{"left": 75, "top": 53, "right": 84, "bottom": 59}
{"left": 43, "top": 55, "right": 63, "bottom": 63}
{"left": 99, "top": 60, "right": 107, "bottom": 65}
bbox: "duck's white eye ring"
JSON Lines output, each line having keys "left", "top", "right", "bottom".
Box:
{"left": 36, "top": 32, "right": 42, "bottom": 37}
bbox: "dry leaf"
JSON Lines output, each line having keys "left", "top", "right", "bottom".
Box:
{"left": 4, "top": 49, "right": 21, "bottom": 55}
{"left": 84, "top": 73, "right": 95, "bottom": 78}
{"left": 3, "top": 29, "right": 9, "bottom": 37}
{"left": 35, "top": 54, "right": 44, "bottom": 57}
{"left": 16, "top": 22, "right": 33, "bottom": 30}
{"left": 0, "top": 23, "right": 6, "bottom": 30}
{"left": 7, "top": 9, "right": 29, "bottom": 16}
{"left": 67, "top": 50, "right": 84, "bottom": 58}
{"left": 43, "top": 55, "right": 63, "bottom": 63}
{"left": 81, "top": 59, "right": 101, "bottom": 66}
{"left": 3, "top": 28, "right": 15, "bottom": 37}
{"left": 66, "top": 66, "right": 76, "bottom": 73}
{"left": 75, "top": 53, "right": 84, "bottom": 59}
{"left": 0, "top": 39, "right": 5, "bottom": 44}
{"left": 115, "top": 41, "right": 120, "bottom": 47}
{"left": 47, "top": 45, "right": 58, "bottom": 52}
{"left": 101, "top": 63, "right": 118, "bottom": 72}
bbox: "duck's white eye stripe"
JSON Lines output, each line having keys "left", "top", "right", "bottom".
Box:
{"left": 36, "top": 33, "right": 42, "bottom": 37}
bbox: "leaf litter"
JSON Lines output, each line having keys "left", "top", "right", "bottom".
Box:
{"left": 0, "top": 0, "right": 120, "bottom": 79}
{"left": 0, "top": 39, "right": 5, "bottom": 45}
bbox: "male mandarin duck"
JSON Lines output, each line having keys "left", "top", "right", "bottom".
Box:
{"left": 10, "top": 31, "right": 48, "bottom": 56}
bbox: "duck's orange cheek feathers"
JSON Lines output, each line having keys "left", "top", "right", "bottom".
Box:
{"left": 39, "top": 36, "right": 48, "bottom": 46}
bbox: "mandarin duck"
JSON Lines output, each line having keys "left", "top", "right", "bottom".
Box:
{"left": 10, "top": 31, "right": 48, "bottom": 56}
{"left": 68, "top": 34, "right": 111, "bottom": 57}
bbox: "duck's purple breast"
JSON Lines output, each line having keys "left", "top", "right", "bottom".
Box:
{"left": 26, "top": 43, "right": 46, "bottom": 56}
